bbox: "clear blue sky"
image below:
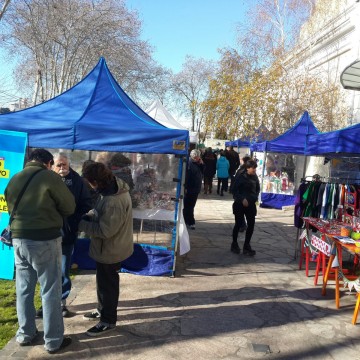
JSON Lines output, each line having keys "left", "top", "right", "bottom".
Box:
{"left": 0, "top": 0, "right": 251, "bottom": 106}
{"left": 126, "top": 0, "right": 250, "bottom": 72}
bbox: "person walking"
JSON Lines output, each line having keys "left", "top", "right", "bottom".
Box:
{"left": 183, "top": 149, "right": 204, "bottom": 230}
{"left": 5, "top": 149, "right": 75, "bottom": 353}
{"left": 47, "top": 152, "right": 92, "bottom": 317}
{"left": 78, "top": 162, "right": 134, "bottom": 336}
{"left": 230, "top": 155, "right": 251, "bottom": 232}
{"left": 216, "top": 150, "right": 230, "bottom": 196}
{"left": 202, "top": 147, "right": 217, "bottom": 194}
{"left": 225, "top": 146, "right": 240, "bottom": 192}
{"left": 231, "top": 159, "right": 260, "bottom": 256}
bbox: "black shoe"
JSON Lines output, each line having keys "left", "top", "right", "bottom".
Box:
{"left": 83, "top": 310, "right": 101, "bottom": 321}
{"left": 46, "top": 336, "right": 72, "bottom": 354}
{"left": 220, "top": 192, "right": 224, "bottom": 196}
{"left": 62, "top": 306, "right": 70, "bottom": 317}
{"left": 217, "top": 190, "right": 219, "bottom": 194}
{"left": 86, "top": 322, "right": 116, "bottom": 337}
{"left": 231, "top": 242, "right": 240, "bottom": 254}
{"left": 243, "top": 246, "right": 256, "bottom": 256}
{"left": 35, "top": 307, "right": 43, "bottom": 318}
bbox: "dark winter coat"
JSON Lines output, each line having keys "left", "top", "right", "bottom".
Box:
{"left": 225, "top": 149, "right": 240, "bottom": 176}
{"left": 5, "top": 161, "right": 75, "bottom": 240}
{"left": 185, "top": 159, "right": 204, "bottom": 195}
{"left": 62, "top": 168, "right": 93, "bottom": 245}
{"left": 232, "top": 170, "right": 260, "bottom": 204}
{"left": 202, "top": 152, "right": 217, "bottom": 178}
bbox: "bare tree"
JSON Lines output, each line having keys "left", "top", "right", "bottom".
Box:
{"left": 171, "top": 56, "right": 215, "bottom": 132}
{"left": 237, "top": 0, "right": 316, "bottom": 69}
{"left": 0, "top": 0, "right": 155, "bottom": 104}
{"left": 0, "top": 0, "right": 11, "bottom": 21}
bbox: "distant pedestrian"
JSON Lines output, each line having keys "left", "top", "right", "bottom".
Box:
{"left": 225, "top": 146, "right": 240, "bottom": 192}
{"left": 237, "top": 155, "right": 251, "bottom": 175}
{"left": 79, "top": 162, "right": 133, "bottom": 336}
{"left": 230, "top": 155, "right": 252, "bottom": 232}
{"left": 202, "top": 147, "right": 217, "bottom": 194}
{"left": 5, "top": 149, "right": 75, "bottom": 353}
{"left": 183, "top": 149, "right": 204, "bottom": 230}
{"left": 231, "top": 159, "right": 260, "bottom": 256}
{"left": 216, "top": 150, "right": 230, "bottom": 196}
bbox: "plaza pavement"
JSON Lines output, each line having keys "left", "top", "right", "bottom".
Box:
{"left": 1, "top": 191, "right": 360, "bottom": 359}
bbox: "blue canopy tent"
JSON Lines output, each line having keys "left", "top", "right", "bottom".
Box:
{"left": 225, "top": 125, "right": 278, "bottom": 150}
{"left": 0, "top": 57, "right": 189, "bottom": 276}
{"left": 305, "top": 122, "right": 360, "bottom": 157}
{"left": 250, "top": 111, "right": 319, "bottom": 209}
{"left": 0, "top": 58, "right": 188, "bottom": 154}
{"left": 251, "top": 111, "right": 319, "bottom": 154}
{"left": 225, "top": 138, "right": 250, "bottom": 148}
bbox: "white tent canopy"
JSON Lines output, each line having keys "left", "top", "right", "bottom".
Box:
{"left": 146, "top": 99, "right": 186, "bottom": 129}
{"left": 146, "top": 99, "right": 199, "bottom": 143}
{"left": 340, "top": 59, "right": 360, "bottom": 91}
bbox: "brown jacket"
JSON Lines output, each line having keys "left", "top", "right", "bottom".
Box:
{"left": 78, "top": 178, "right": 133, "bottom": 264}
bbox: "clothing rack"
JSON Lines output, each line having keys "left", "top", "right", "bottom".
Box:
{"left": 300, "top": 174, "right": 324, "bottom": 182}
{"left": 323, "top": 176, "right": 360, "bottom": 184}
{"left": 301, "top": 176, "right": 360, "bottom": 184}
{"left": 294, "top": 174, "right": 360, "bottom": 259}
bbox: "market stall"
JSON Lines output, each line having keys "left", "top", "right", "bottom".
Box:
{"left": 0, "top": 57, "right": 189, "bottom": 277}
{"left": 250, "top": 111, "right": 319, "bottom": 209}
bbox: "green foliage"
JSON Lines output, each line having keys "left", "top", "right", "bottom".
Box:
{"left": 0, "top": 279, "right": 43, "bottom": 349}
{"left": 0, "top": 279, "right": 19, "bottom": 349}
{"left": 0, "top": 269, "right": 77, "bottom": 349}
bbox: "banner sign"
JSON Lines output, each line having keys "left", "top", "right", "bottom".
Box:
{"left": 311, "top": 234, "right": 331, "bottom": 256}
{"left": 0, "top": 129, "right": 27, "bottom": 280}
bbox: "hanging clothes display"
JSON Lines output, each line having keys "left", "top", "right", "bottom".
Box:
{"left": 294, "top": 178, "right": 360, "bottom": 229}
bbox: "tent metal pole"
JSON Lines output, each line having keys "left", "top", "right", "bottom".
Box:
{"left": 171, "top": 156, "right": 187, "bottom": 277}
{"left": 294, "top": 155, "right": 307, "bottom": 259}
{"left": 259, "top": 150, "right": 267, "bottom": 205}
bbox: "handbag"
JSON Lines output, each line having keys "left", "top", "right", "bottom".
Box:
{"left": 1, "top": 168, "right": 44, "bottom": 247}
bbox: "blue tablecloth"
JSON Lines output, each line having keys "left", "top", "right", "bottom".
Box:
{"left": 260, "top": 193, "right": 296, "bottom": 210}
{"left": 72, "top": 239, "right": 174, "bottom": 276}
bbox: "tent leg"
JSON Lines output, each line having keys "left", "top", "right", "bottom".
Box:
{"left": 294, "top": 227, "right": 301, "bottom": 260}
{"left": 171, "top": 156, "right": 187, "bottom": 277}
{"left": 293, "top": 155, "right": 307, "bottom": 259}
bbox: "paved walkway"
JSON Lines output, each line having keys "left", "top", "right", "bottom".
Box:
{"left": 2, "top": 192, "right": 360, "bottom": 359}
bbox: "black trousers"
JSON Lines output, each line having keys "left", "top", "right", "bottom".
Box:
{"left": 203, "top": 176, "right": 214, "bottom": 193}
{"left": 96, "top": 261, "right": 122, "bottom": 325}
{"left": 217, "top": 178, "right": 228, "bottom": 193}
{"left": 183, "top": 192, "right": 199, "bottom": 226}
{"left": 232, "top": 200, "right": 256, "bottom": 246}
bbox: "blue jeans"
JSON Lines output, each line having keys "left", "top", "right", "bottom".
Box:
{"left": 13, "top": 237, "right": 64, "bottom": 351}
{"left": 61, "top": 243, "right": 74, "bottom": 303}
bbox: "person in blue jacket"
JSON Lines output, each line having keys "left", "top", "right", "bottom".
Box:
{"left": 216, "top": 150, "right": 230, "bottom": 196}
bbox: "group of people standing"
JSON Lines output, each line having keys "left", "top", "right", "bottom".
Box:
{"left": 4, "top": 149, "right": 134, "bottom": 353}
{"left": 183, "top": 146, "right": 259, "bottom": 257}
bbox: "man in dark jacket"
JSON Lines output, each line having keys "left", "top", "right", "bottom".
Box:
{"left": 202, "top": 147, "right": 217, "bottom": 194}
{"left": 183, "top": 149, "right": 204, "bottom": 230}
{"left": 225, "top": 146, "right": 240, "bottom": 192}
{"left": 5, "top": 149, "right": 75, "bottom": 353}
{"left": 49, "top": 152, "right": 93, "bottom": 317}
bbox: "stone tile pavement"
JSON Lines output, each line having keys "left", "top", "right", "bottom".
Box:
{"left": 1, "top": 191, "right": 360, "bottom": 359}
